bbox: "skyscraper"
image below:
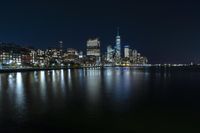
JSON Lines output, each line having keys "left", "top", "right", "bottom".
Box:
{"left": 124, "top": 45, "right": 130, "bottom": 58}
{"left": 115, "top": 28, "right": 121, "bottom": 59}
{"left": 86, "top": 38, "right": 100, "bottom": 57}
{"left": 107, "top": 45, "right": 114, "bottom": 62}
{"left": 59, "top": 41, "right": 63, "bottom": 50}
{"left": 86, "top": 38, "right": 101, "bottom": 64}
{"left": 132, "top": 50, "right": 138, "bottom": 63}
{"left": 59, "top": 41, "right": 63, "bottom": 58}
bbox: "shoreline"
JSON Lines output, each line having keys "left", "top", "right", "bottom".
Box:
{"left": 0, "top": 68, "right": 65, "bottom": 73}
{"left": 0, "top": 65, "right": 200, "bottom": 73}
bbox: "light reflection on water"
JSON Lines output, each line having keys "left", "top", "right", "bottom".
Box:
{"left": 60, "top": 69, "right": 66, "bottom": 94}
{"left": 0, "top": 74, "right": 1, "bottom": 90}
{"left": 39, "top": 71, "right": 47, "bottom": 102}
{"left": 0, "top": 68, "right": 151, "bottom": 113}
{"left": 1, "top": 67, "right": 200, "bottom": 132}
{"left": 15, "top": 73, "right": 25, "bottom": 109}
{"left": 67, "top": 69, "right": 72, "bottom": 90}
{"left": 85, "top": 69, "right": 101, "bottom": 104}
{"left": 0, "top": 74, "right": 1, "bottom": 98}
{"left": 102, "top": 68, "right": 149, "bottom": 111}
{"left": 7, "top": 73, "right": 27, "bottom": 122}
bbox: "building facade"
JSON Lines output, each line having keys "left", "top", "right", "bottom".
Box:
{"left": 115, "top": 28, "right": 121, "bottom": 60}
{"left": 106, "top": 45, "right": 114, "bottom": 62}
{"left": 86, "top": 38, "right": 101, "bottom": 65}
{"left": 124, "top": 45, "right": 130, "bottom": 58}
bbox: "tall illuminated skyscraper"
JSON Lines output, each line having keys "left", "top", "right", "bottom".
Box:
{"left": 115, "top": 28, "right": 121, "bottom": 59}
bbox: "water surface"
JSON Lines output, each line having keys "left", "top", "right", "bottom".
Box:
{"left": 0, "top": 67, "right": 200, "bottom": 132}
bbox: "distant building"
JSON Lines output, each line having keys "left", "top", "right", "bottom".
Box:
{"left": 132, "top": 50, "right": 137, "bottom": 63}
{"left": 30, "top": 50, "right": 37, "bottom": 64}
{"left": 132, "top": 50, "right": 137, "bottom": 57}
{"left": 86, "top": 38, "right": 101, "bottom": 64}
{"left": 21, "top": 48, "right": 32, "bottom": 66}
{"left": 86, "top": 38, "right": 100, "bottom": 56}
{"left": 36, "top": 49, "right": 45, "bottom": 65}
{"left": 124, "top": 45, "right": 130, "bottom": 58}
{"left": 59, "top": 41, "right": 63, "bottom": 57}
{"left": 0, "top": 43, "right": 22, "bottom": 66}
{"left": 59, "top": 41, "right": 63, "bottom": 50}
{"left": 45, "top": 48, "right": 62, "bottom": 65}
{"left": 115, "top": 28, "right": 121, "bottom": 59}
{"left": 106, "top": 45, "right": 114, "bottom": 62}
{"left": 67, "top": 48, "right": 78, "bottom": 56}
{"left": 66, "top": 48, "right": 78, "bottom": 62}
{"left": 79, "top": 51, "right": 83, "bottom": 59}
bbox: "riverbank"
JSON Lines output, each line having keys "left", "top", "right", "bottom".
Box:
{"left": 0, "top": 65, "right": 200, "bottom": 73}
{"left": 0, "top": 68, "right": 63, "bottom": 73}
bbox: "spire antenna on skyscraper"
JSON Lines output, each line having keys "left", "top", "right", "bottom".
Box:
{"left": 117, "top": 27, "right": 120, "bottom": 36}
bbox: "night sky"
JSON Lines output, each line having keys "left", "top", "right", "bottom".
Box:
{"left": 0, "top": 0, "right": 200, "bottom": 63}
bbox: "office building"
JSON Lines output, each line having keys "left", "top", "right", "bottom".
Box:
{"left": 86, "top": 38, "right": 101, "bottom": 64}
{"left": 124, "top": 45, "right": 130, "bottom": 58}
{"left": 115, "top": 28, "right": 121, "bottom": 59}
{"left": 86, "top": 38, "right": 100, "bottom": 56}
{"left": 106, "top": 45, "right": 114, "bottom": 62}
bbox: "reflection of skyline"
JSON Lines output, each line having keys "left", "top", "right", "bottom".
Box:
{"left": 39, "top": 71, "right": 47, "bottom": 102}
{"left": 85, "top": 69, "right": 101, "bottom": 104}
{"left": 7, "top": 72, "right": 27, "bottom": 121}
{"left": 0, "top": 74, "right": 2, "bottom": 91}
{"left": 16, "top": 73, "right": 25, "bottom": 109}
{"left": 104, "top": 68, "right": 133, "bottom": 102}
{"left": 0, "top": 68, "right": 156, "bottom": 115}
{"left": 67, "top": 69, "right": 72, "bottom": 90}
{"left": 60, "top": 69, "right": 66, "bottom": 94}
{"left": 1, "top": 66, "right": 200, "bottom": 133}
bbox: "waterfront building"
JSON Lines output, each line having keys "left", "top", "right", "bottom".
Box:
{"left": 0, "top": 52, "right": 21, "bottom": 65}
{"left": 66, "top": 48, "right": 79, "bottom": 62}
{"left": 142, "top": 56, "right": 148, "bottom": 64}
{"left": 79, "top": 51, "right": 83, "bottom": 59}
{"left": 21, "top": 48, "right": 33, "bottom": 66}
{"left": 0, "top": 43, "right": 22, "bottom": 66}
{"left": 115, "top": 28, "right": 121, "bottom": 59}
{"left": 30, "top": 50, "right": 37, "bottom": 64}
{"left": 86, "top": 38, "right": 101, "bottom": 64}
{"left": 59, "top": 41, "right": 63, "bottom": 57}
{"left": 132, "top": 50, "right": 137, "bottom": 57}
{"left": 35, "top": 49, "right": 46, "bottom": 66}
{"left": 67, "top": 48, "right": 78, "bottom": 56}
{"left": 45, "top": 48, "right": 63, "bottom": 66}
{"left": 106, "top": 45, "right": 114, "bottom": 62}
{"left": 131, "top": 50, "right": 138, "bottom": 63}
{"left": 124, "top": 45, "right": 130, "bottom": 58}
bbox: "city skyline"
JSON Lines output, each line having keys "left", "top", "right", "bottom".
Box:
{"left": 0, "top": 28, "right": 197, "bottom": 65}
{"left": 0, "top": 31, "right": 148, "bottom": 69}
{"left": 1, "top": 0, "right": 200, "bottom": 63}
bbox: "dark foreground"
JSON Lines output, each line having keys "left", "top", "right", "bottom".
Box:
{"left": 0, "top": 67, "right": 200, "bottom": 133}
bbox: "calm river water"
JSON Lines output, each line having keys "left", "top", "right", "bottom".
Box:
{"left": 0, "top": 67, "right": 200, "bottom": 132}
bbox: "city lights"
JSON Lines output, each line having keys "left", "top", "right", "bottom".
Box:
{"left": 0, "top": 30, "right": 150, "bottom": 70}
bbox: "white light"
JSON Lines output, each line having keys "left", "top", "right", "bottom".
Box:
{"left": 16, "top": 72, "right": 25, "bottom": 110}
{"left": 9, "top": 60, "right": 13, "bottom": 64}
{"left": 17, "top": 62, "right": 21, "bottom": 65}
